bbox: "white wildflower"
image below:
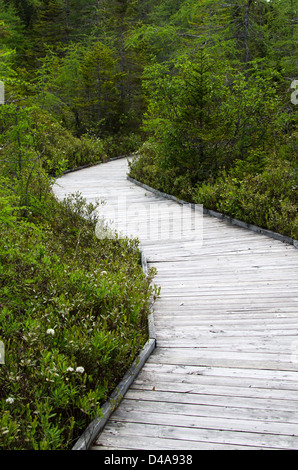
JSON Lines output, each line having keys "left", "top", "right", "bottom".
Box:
{"left": 76, "top": 366, "right": 85, "bottom": 374}
{"left": 46, "top": 329, "right": 55, "bottom": 336}
{"left": 66, "top": 367, "right": 74, "bottom": 372}
{"left": 6, "top": 397, "right": 14, "bottom": 404}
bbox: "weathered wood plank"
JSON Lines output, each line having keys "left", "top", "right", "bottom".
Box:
{"left": 131, "top": 377, "right": 298, "bottom": 401}
{"left": 112, "top": 396, "right": 298, "bottom": 424}
{"left": 141, "top": 363, "right": 298, "bottom": 383}
{"left": 131, "top": 366, "right": 298, "bottom": 391}
{"left": 92, "top": 434, "right": 262, "bottom": 450}
{"left": 108, "top": 407, "right": 298, "bottom": 438}
{"left": 147, "top": 348, "right": 298, "bottom": 371}
{"left": 124, "top": 388, "right": 298, "bottom": 413}
{"left": 95, "top": 420, "right": 298, "bottom": 450}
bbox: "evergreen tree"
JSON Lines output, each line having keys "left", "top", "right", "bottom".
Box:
{"left": 29, "top": 0, "right": 67, "bottom": 56}
{"left": 266, "top": 0, "right": 298, "bottom": 78}
{"left": 75, "top": 41, "right": 123, "bottom": 135}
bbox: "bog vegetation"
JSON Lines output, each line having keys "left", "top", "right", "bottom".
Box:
{"left": 0, "top": 0, "right": 297, "bottom": 450}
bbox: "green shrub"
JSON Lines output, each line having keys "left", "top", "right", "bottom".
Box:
{"left": 31, "top": 109, "right": 103, "bottom": 174}
{"left": 195, "top": 158, "right": 298, "bottom": 239}
{"left": 128, "top": 141, "right": 195, "bottom": 201}
{"left": 97, "top": 133, "right": 143, "bottom": 161}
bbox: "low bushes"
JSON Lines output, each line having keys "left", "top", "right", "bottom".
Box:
{"left": 128, "top": 141, "right": 195, "bottom": 202}
{"left": 30, "top": 109, "right": 104, "bottom": 175}
{"left": 30, "top": 110, "right": 144, "bottom": 174}
{"left": 194, "top": 157, "right": 298, "bottom": 240}
{"left": 0, "top": 104, "right": 144, "bottom": 182}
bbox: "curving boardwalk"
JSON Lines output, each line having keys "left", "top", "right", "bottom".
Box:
{"left": 54, "top": 158, "right": 298, "bottom": 450}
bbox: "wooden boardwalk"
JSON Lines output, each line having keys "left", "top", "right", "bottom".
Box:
{"left": 54, "top": 158, "right": 298, "bottom": 450}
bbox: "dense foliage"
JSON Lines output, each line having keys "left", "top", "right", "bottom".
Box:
{"left": 0, "top": 0, "right": 297, "bottom": 450}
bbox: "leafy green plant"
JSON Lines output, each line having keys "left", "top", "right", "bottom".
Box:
{"left": 195, "top": 158, "right": 298, "bottom": 239}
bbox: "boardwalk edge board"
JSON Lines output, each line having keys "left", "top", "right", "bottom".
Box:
{"left": 72, "top": 251, "right": 156, "bottom": 451}
{"left": 127, "top": 176, "right": 298, "bottom": 249}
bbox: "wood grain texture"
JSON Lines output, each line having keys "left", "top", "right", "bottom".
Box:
{"left": 53, "top": 158, "right": 298, "bottom": 450}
